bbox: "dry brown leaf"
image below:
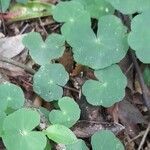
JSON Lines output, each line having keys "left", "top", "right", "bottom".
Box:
{"left": 72, "top": 120, "right": 124, "bottom": 138}
{"left": 118, "top": 100, "right": 147, "bottom": 124}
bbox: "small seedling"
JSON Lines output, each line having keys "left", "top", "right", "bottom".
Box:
{"left": 82, "top": 64, "right": 127, "bottom": 107}
{"left": 49, "top": 97, "right": 81, "bottom": 127}
{"left": 2, "top": 108, "right": 47, "bottom": 150}
{"left": 23, "top": 32, "right": 65, "bottom": 65}
{"left": 33, "top": 63, "right": 69, "bottom": 101}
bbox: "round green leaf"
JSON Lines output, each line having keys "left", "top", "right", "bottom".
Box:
{"left": 49, "top": 97, "right": 81, "bottom": 127}
{"left": 33, "top": 64, "right": 69, "bottom": 101}
{"left": 2, "top": 108, "right": 47, "bottom": 150}
{"left": 64, "top": 15, "right": 128, "bottom": 69}
{"left": 0, "top": 82, "right": 25, "bottom": 111}
{"left": 106, "top": 0, "right": 150, "bottom": 14}
{"left": 82, "top": 65, "right": 127, "bottom": 107}
{"left": 91, "top": 130, "right": 124, "bottom": 150}
{"left": 23, "top": 32, "right": 65, "bottom": 65}
{"left": 75, "top": 0, "right": 114, "bottom": 19}
{"left": 45, "top": 124, "right": 77, "bottom": 144}
{"left": 128, "top": 12, "right": 150, "bottom": 63}
{"left": 66, "top": 139, "right": 89, "bottom": 150}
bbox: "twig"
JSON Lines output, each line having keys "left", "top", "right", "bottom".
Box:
{"left": 0, "top": 56, "right": 36, "bottom": 75}
{"left": 138, "top": 123, "right": 150, "bottom": 150}
{"left": 128, "top": 131, "right": 145, "bottom": 143}
{"left": 130, "top": 51, "right": 150, "bottom": 110}
{"left": 58, "top": 84, "right": 79, "bottom": 93}
{"left": 125, "top": 63, "right": 133, "bottom": 75}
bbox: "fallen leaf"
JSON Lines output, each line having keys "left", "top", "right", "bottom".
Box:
{"left": 118, "top": 100, "right": 147, "bottom": 124}
{"left": 72, "top": 120, "right": 124, "bottom": 138}
{"left": 0, "top": 34, "right": 25, "bottom": 58}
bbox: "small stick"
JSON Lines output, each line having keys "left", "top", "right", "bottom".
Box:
{"left": 0, "top": 56, "right": 36, "bottom": 75}
{"left": 138, "top": 123, "right": 150, "bottom": 150}
{"left": 58, "top": 84, "right": 79, "bottom": 93}
{"left": 128, "top": 131, "right": 145, "bottom": 143}
{"left": 130, "top": 51, "right": 150, "bottom": 110}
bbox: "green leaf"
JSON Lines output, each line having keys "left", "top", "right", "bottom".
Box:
{"left": 63, "top": 14, "right": 128, "bottom": 69}
{"left": 0, "top": 82, "right": 25, "bottom": 111}
{"left": 23, "top": 32, "right": 65, "bottom": 65}
{"left": 75, "top": 0, "right": 114, "bottom": 19}
{"left": 52, "top": 1, "right": 89, "bottom": 39}
{"left": 143, "top": 66, "right": 150, "bottom": 86}
{"left": 106, "top": 0, "right": 150, "bottom": 14}
{"left": 9, "top": 1, "right": 53, "bottom": 22}
{"left": 44, "top": 141, "right": 52, "bottom": 150}
{"left": 53, "top": 1, "right": 128, "bottom": 69}
{"left": 0, "top": 112, "right": 6, "bottom": 137}
{"left": 45, "top": 124, "right": 77, "bottom": 144}
{"left": 91, "top": 130, "right": 124, "bottom": 150}
{"left": 52, "top": 1, "right": 85, "bottom": 23}
{"left": 0, "top": 0, "right": 11, "bottom": 12}
{"left": 2, "top": 108, "right": 47, "bottom": 150}
{"left": 82, "top": 65, "right": 127, "bottom": 107}
{"left": 49, "top": 97, "right": 81, "bottom": 127}
{"left": 66, "top": 139, "right": 89, "bottom": 150}
{"left": 33, "top": 64, "right": 69, "bottom": 101}
{"left": 128, "top": 12, "right": 150, "bottom": 63}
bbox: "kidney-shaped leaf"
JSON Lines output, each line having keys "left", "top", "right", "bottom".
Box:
{"left": 66, "top": 139, "right": 89, "bottom": 150}
{"left": 106, "top": 0, "right": 150, "bottom": 14}
{"left": 45, "top": 124, "right": 77, "bottom": 144}
{"left": 0, "top": 82, "right": 25, "bottom": 111}
{"left": 23, "top": 32, "right": 65, "bottom": 65}
{"left": 64, "top": 15, "right": 128, "bottom": 69}
{"left": 75, "top": 0, "right": 114, "bottom": 19}
{"left": 49, "top": 97, "right": 81, "bottom": 127}
{"left": 91, "top": 130, "right": 124, "bottom": 150}
{"left": 2, "top": 108, "right": 47, "bottom": 150}
{"left": 82, "top": 65, "right": 127, "bottom": 107}
{"left": 128, "top": 12, "right": 150, "bottom": 63}
{"left": 33, "top": 64, "right": 69, "bottom": 101}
